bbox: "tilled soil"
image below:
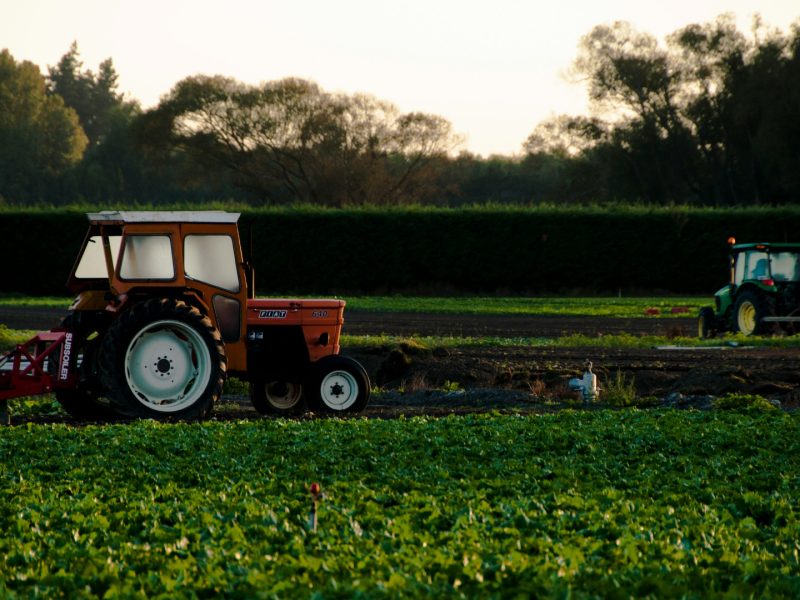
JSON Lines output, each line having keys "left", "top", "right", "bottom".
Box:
{"left": 3, "top": 307, "right": 799, "bottom": 422}
{"left": 346, "top": 343, "right": 800, "bottom": 412}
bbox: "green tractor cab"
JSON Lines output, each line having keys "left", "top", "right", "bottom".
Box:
{"left": 699, "top": 240, "right": 800, "bottom": 337}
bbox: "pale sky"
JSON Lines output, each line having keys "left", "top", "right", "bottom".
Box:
{"left": 2, "top": 0, "right": 798, "bottom": 156}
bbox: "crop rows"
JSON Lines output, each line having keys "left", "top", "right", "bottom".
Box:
{"left": 1, "top": 410, "right": 799, "bottom": 597}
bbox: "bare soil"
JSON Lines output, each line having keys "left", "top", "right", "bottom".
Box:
{"left": 3, "top": 307, "right": 799, "bottom": 422}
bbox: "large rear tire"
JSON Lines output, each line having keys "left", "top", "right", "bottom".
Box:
{"left": 98, "top": 299, "right": 226, "bottom": 420}
{"left": 250, "top": 380, "right": 306, "bottom": 415}
{"left": 306, "top": 355, "right": 370, "bottom": 414}
{"left": 732, "top": 290, "right": 773, "bottom": 336}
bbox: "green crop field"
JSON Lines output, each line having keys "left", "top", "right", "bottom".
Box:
{"left": 341, "top": 332, "right": 800, "bottom": 350}
{"left": 344, "top": 296, "right": 706, "bottom": 318}
{"left": 0, "top": 294, "right": 706, "bottom": 318}
{"left": 1, "top": 410, "right": 799, "bottom": 597}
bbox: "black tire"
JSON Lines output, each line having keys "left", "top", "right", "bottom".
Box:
{"left": 306, "top": 355, "right": 370, "bottom": 414}
{"left": 51, "top": 314, "right": 120, "bottom": 421}
{"left": 697, "top": 307, "right": 717, "bottom": 339}
{"left": 732, "top": 290, "right": 774, "bottom": 336}
{"left": 97, "top": 298, "right": 226, "bottom": 420}
{"left": 250, "top": 380, "right": 306, "bottom": 415}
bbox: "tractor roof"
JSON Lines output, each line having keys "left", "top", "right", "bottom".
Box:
{"left": 732, "top": 242, "right": 800, "bottom": 252}
{"left": 86, "top": 211, "right": 240, "bottom": 225}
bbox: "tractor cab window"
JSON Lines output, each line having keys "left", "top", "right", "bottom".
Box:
{"left": 75, "top": 235, "right": 122, "bottom": 279}
{"left": 119, "top": 235, "right": 175, "bottom": 280}
{"left": 734, "top": 251, "right": 770, "bottom": 284}
{"left": 769, "top": 252, "right": 800, "bottom": 282}
{"left": 183, "top": 234, "right": 240, "bottom": 292}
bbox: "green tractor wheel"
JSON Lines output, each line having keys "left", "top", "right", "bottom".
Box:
{"left": 698, "top": 307, "right": 717, "bottom": 339}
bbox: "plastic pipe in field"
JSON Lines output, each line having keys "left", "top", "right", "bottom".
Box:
{"left": 569, "top": 361, "right": 598, "bottom": 403}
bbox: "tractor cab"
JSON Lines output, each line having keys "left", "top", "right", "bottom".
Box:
{"left": 67, "top": 211, "right": 248, "bottom": 360}
{"left": 731, "top": 244, "right": 800, "bottom": 288}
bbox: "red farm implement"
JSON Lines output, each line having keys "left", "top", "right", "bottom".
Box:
{"left": 0, "top": 330, "right": 70, "bottom": 423}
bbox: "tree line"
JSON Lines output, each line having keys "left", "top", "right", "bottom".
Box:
{"left": 1, "top": 15, "right": 798, "bottom": 207}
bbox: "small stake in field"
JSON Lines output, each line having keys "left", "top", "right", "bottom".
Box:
{"left": 309, "top": 482, "right": 322, "bottom": 532}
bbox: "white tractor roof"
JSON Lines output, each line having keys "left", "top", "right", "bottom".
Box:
{"left": 87, "top": 211, "right": 240, "bottom": 224}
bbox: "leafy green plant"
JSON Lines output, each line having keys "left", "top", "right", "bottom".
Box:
{"left": 603, "top": 370, "right": 637, "bottom": 406}
{"left": 713, "top": 393, "right": 778, "bottom": 411}
{"left": 0, "top": 325, "right": 37, "bottom": 351}
{"left": 441, "top": 380, "right": 463, "bottom": 393}
{"left": 7, "top": 396, "right": 65, "bottom": 417}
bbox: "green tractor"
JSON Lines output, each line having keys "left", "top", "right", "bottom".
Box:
{"left": 699, "top": 240, "right": 800, "bottom": 337}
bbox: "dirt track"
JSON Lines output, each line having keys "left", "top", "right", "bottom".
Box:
{"left": 3, "top": 307, "right": 799, "bottom": 417}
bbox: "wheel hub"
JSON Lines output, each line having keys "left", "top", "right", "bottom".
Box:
{"left": 124, "top": 320, "right": 211, "bottom": 412}
{"left": 264, "top": 381, "right": 303, "bottom": 410}
{"left": 156, "top": 357, "right": 172, "bottom": 375}
{"left": 319, "top": 370, "right": 358, "bottom": 410}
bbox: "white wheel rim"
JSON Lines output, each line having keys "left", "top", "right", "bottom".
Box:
{"left": 319, "top": 370, "right": 359, "bottom": 411}
{"left": 265, "top": 381, "right": 303, "bottom": 410}
{"left": 124, "top": 319, "right": 211, "bottom": 413}
{"left": 738, "top": 301, "right": 756, "bottom": 335}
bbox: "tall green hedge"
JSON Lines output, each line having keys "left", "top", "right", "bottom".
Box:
{"left": 2, "top": 207, "right": 800, "bottom": 296}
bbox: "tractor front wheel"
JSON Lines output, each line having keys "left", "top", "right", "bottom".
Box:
{"left": 307, "top": 355, "right": 370, "bottom": 414}
{"left": 98, "top": 299, "right": 226, "bottom": 420}
{"left": 250, "top": 380, "right": 305, "bottom": 415}
{"left": 697, "top": 307, "right": 717, "bottom": 339}
{"left": 733, "top": 291, "right": 773, "bottom": 336}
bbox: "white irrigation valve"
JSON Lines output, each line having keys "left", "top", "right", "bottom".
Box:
{"left": 569, "top": 361, "right": 599, "bottom": 403}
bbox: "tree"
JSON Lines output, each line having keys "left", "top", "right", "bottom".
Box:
{"left": 544, "top": 16, "right": 800, "bottom": 206}
{"left": 141, "top": 76, "right": 461, "bottom": 205}
{"left": 572, "top": 21, "right": 703, "bottom": 203}
{"left": 0, "top": 49, "right": 87, "bottom": 202}
{"left": 47, "top": 42, "right": 148, "bottom": 203}
{"left": 47, "top": 42, "right": 130, "bottom": 147}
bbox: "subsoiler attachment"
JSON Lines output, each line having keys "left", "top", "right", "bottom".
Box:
{"left": 0, "top": 330, "right": 70, "bottom": 424}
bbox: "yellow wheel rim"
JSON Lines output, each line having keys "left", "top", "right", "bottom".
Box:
{"left": 737, "top": 301, "right": 757, "bottom": 335}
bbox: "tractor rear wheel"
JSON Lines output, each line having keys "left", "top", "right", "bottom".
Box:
{"left": 306, "top": 355, "right": 370, "bottom": 414}
{"left": 733, "top": 290, "right": 773, "bottom": 336}
{"left": 98, "top": 299, "right": 226, "bottom": 420}
{"left": 250, "top": 380, "right": 306, "bottom": 415}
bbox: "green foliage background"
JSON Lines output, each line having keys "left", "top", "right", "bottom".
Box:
{"left": 3, "top": 206, "right": 800, "bottom": 295}
{"left": 1, "top": 411, "right": 798, "bottom": 597}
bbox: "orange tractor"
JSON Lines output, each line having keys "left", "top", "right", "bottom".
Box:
{"left": 0, "top": 211, "right": 370, "bottom": 421}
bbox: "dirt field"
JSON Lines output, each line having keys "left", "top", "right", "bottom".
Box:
{"left": 3, "top": 307, "right": 799, "bottom": 420}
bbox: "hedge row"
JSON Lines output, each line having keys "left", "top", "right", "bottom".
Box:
{"left": 2, "top": 207, "right": 800, "bottom": 296}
